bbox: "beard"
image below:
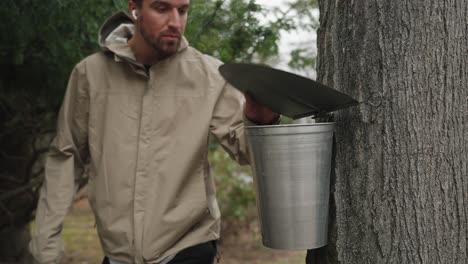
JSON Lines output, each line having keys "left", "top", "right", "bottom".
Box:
{"left": 139, "top": 15, "right": 181, "bottom": 59}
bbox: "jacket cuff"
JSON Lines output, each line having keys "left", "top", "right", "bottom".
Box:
{"left": 28, "top": 243, "right": 64, "bottom": 264}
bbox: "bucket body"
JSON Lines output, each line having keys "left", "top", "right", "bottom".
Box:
{"left": 246, "top": 123, "right": 334, "bottom": 250}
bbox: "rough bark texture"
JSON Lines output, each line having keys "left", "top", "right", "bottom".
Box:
{"left": 312, "top": 0, "right": 468, "bottom": 263}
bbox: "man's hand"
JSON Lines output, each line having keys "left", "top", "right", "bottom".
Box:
{"left": 244, "top": 93, "right": 280, "bottom": 125}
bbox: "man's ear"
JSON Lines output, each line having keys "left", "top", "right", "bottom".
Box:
{"left": 128, "top": 1, "right": 138, "bottom": 20}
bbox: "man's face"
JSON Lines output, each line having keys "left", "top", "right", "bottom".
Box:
{"left": 135, "top": 0, "right": 190, "bottom": 58}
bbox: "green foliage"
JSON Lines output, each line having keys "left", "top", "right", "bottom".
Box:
{"left": 1, "top": 0, "right": 122, "bottom": 100}
{"left": 0, "top": 0, "right": 126, "bottom": 230}
{"left": 289, "top": 48, "right": 317, "bottom": 70}
{"left": 209, "top": 147, "right": 256, "bottom": 221}
{"left": 187, "top": 0, "right": 281, "bottom": 62}
{"left": 287, "top": 0, "right": 319, "bottom": 30}
{"left": 185, "top": 0, "right": 318, "bottom": 66}
{"left": 276, "top": 0, "right": 319, "bottom": 72}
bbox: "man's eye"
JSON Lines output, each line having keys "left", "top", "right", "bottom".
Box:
{"left": 178, "top": 8, "right": 188, "bottom": 15}
{"left": 155, "top": 6, "right": 169, "bottom": 12}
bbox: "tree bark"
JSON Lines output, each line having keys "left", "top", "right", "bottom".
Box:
{"left": 310, "top": 0, "right": 468, "bottom": 263}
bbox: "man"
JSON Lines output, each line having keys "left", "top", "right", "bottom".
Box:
{"left": 29, "top": 0, "right": 279, "bottom": 263}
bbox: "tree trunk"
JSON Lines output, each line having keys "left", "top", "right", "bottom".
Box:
{"left": 309, "top": 0, "right": 468, "bottom": 263}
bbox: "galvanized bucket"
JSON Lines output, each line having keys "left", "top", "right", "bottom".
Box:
{"left": 246, "top": 123, "right": 334, "bottom": 250}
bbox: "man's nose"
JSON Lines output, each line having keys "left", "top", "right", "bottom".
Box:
{"left": 168, "top": 9, "right": 182, "bottom": 30}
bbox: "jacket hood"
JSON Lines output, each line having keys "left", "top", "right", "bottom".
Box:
{"left": 98, "top": 12, "right": 189, "bottom": 63}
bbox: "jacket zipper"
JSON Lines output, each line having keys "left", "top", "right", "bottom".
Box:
{"left": 132, "top": 71, "right": 150, "bottom": 263}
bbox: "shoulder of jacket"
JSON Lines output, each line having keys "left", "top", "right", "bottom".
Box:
{"left": 184, "top": 47, "right": 222, "bottom": 68}
{"left": 74, "top": 51, "right": 112, "bottom": 73}
{"left": 182, "top": 47, "right": 225, "bottom": 84}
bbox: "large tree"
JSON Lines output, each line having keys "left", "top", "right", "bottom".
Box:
{"left": 308, "top": 0, "right": 467, "bottom": 263}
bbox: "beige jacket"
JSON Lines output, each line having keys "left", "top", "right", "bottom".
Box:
{"left": 29, "top": 12, "right": 251, "bottom": 264}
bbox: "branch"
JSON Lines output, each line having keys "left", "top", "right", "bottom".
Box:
{"left": 0, "top": 149, "right": 28, "bottom": 161}
{"left": 191, "top": 0, "right": 226, "bottom": 46}
{"left": 32, "top": 168, "right": 44, "bottom": 179}
{"left": 0, "top": 201, "right": 14, "bottom": 227}
{"left": 25, "top": 133, "right": 50, "bottom": 183}
{"left": 0, "top": 173, "right": 23, "bottom": 185}
{"left": 0, "top": 176, "right": 43, "bottom": 203}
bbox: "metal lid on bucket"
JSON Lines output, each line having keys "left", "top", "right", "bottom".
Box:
{"left": 219, "top": 63, "right": 358, "bottom": 119}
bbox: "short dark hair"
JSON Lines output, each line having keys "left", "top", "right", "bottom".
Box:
{"left": 134, "top": 0, "right": 142, "bottom": 7}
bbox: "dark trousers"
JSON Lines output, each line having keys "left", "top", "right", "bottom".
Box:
{"left": 102, "top": 241, "right": 217, "bottom": 264}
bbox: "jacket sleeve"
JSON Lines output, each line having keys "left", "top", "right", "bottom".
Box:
{"left": 29, "top": 64, "right": 90, "bottom": 264}
{"left": 210, "top": 82, "right": 251, "bottom": 166}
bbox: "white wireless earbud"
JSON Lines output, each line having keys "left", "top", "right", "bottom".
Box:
{"left": 132, "top": 10, "right": 138, "bottom": 20}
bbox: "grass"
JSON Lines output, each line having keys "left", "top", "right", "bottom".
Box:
{"left": 32, "top": 199, "right": 305, "bottom": 264}
{"left": 61, "top": 207, "right": 103, "bottom": 264}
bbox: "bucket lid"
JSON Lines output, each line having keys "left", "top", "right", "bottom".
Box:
{"left": 219, "top": 63, "right": 358, "bottom": 119}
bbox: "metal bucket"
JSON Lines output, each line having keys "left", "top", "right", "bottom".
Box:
{"left": 246, "top": 123, "right": 334, "bottom": 250}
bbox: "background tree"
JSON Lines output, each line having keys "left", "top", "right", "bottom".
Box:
{"left": 0, "top": 0, "right": 317, "bottom": 262}
{"left": 0, "top": 1, "right": 119, "bottom": 261}
{"left": 308, "top": 0, "right": 467, "bottom": 263}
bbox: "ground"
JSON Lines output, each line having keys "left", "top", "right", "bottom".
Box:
{"left": 60, "top": 199, "right": 305, "bottom": 264}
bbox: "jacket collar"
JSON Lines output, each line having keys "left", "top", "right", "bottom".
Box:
{"left": 98, "top": 12, "right": 189, "bottom": 66}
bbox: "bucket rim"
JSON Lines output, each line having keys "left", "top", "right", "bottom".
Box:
{"left": 245, "top": 122, "right": 335, "bottom": 136}
{"left": 246, "top": 122, "right": 335, "bottom": 129}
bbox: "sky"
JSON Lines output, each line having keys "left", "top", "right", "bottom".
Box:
{"left": 254, "top": 0, "right": 319, "bottom": 78}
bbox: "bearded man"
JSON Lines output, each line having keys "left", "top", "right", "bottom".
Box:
{"left": 29, "top": 0, "right": 278, "bottom": 264}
